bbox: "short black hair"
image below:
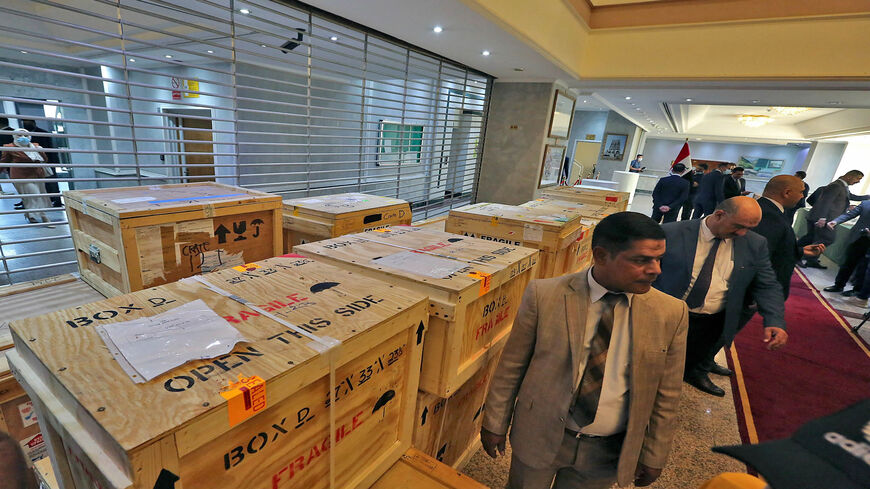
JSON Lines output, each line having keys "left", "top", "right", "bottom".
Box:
{"left": 732, "top": 166, "right": 745, "bottom": 173}
{"left": 592, "top": 212, "right": 665, "bottom": 255}
{"left": 795, "top": 171, "right": 807, "bottom": 179}
{"left": 672, "top": 163, "right": 686, "bottom": 173}
{"left": 697, "top": 163, "right": 708, "bottom": 170}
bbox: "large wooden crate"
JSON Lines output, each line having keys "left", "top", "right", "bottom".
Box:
{"left": 8, "top": 256, "right": 428, "bottom": 489}
{"left": 64, "top": 183, "right": 283, "bottom": 297}
{"left": 0, "top": 274, "right": 107, "bottom": 468}
{"left": 445, "top": 203, "right": 591, "bottom": 279}
{"left": 283, "top": 193, "right": 412, "bottom": 251}
{"left": 528, "top": 196, "right": 617, "bottom": 223}
{"left": 371, "top": 448, "right": 489, "bottom": 489}
{"left": 294, "top": 226, "right": 538, "bottom": 397}
{"left": 541, "top": 186, "right": 630, "bottom": 212}
{"left": 412, "top": 351, "right": 501, "bottom": 469}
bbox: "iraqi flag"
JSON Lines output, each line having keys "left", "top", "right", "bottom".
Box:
{"left": 672, "top": 140, "right": 691, "bottom": 174}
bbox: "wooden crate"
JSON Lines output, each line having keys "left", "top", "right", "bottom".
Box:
{"left": 8, "top": 256, "right": 428, "bottom": 489}
{"left": 64, "top": 183, "right": 283, "bottom": 297}
{"left": 283, "top": 193, "right": 412, "bottom": 251}
{"left": 519, "top": 199, "right": 602, "bottom": 270}
{"left": 528, "top": 196, "right": 617, "bottom": 223}
{"left": 412, "top": 215, "right": 447, "bottom": 233}
{"left": 541, "top": 186, "right": 630, "bottom": 212}
{"left": 371, "top": 448, "right": 489, "bottom": 489}
{"left": 445, "top": 203, "right": 591, "bottom": 279}
{"left": 294, "top": 226, "right": 538, "bottom": 397}
{"left": 412, "top": 351, "right": 501, "bottom": 469}
{"left": 0, "top": 274, "right": 107, "bottom": 469}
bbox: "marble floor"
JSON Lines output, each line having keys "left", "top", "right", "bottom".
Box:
{"left": 461, "top": 191, "right": 869, "bottom": 488}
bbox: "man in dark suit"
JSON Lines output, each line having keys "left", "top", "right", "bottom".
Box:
{"left": 723, "top": 166, "right": 749, "bottom": 199}
{"left": 823, "top": 200, "right": 870, "bottom": 297}
{"left": 681, "top": 163, "right": 706, "bottom": 221}
{"left": 786, "top": 170, "right": 810, "bottom": 223}
{"left": 651, "top": 163, "right": 690, "bottom": 223}
{"left": 797, "top": 170, "right": 868, "bottom": 269}
{"left": 692, "top": 162, "right": 727, "bottom": 218}
{"left": 653, "top": 197, "right": 787, "bottom": 396}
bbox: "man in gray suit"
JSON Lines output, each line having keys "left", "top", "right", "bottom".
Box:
{"left": 481, "top": 212, "right": 688, "bottom": 489}
{"left": 824, "top": 200, "right": 870, "bottom": 300}
{"left": 798, "top": 170, "right": 868, "bottom": 269}
{"left": 653, "top": 197, "right": 787, "bottom": 397}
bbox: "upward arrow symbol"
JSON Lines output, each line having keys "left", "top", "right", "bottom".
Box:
{"left": 215, "top": 224, "right": 230, "bottom": 244}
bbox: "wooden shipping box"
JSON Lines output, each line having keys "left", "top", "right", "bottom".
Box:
{"left": 294, "top": 226, "right": 538, "bottom": 397}
{"left": 64, "top": 183, "right": 282, "bottom": 297}
{"left": 528, "top": 196, "right": 617, "bottom": 223}
{"left": 519, "top": 199, "right": 601, "bottom": 270}
{"left": 445, "top": 203, "right": 591, "bottom": 279}
{"left": 283, "top": 193, "right": 412, "bottom": 251}
{"left": 0, "top": 274, "right": 107, "bottom": 467}
{"left": 540, "top": 186, "right": 630, "bottom": 212}
{"left": 8, "top": 256, "right": 428, "bottom": 489}
{"left": 413, "top": 351, "right": 501, "bottom": 469}
{"left": 412, "top": 215, "right": 447, "bottom": 233}
{"left": 371, "top": 448, "right": 489, "bottom": 489}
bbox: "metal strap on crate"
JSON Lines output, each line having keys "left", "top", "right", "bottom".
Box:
{"left": 183, "top": 274, "right": 341, "bottom": 489}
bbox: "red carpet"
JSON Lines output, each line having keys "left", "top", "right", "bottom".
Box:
{"left": 725, "top": 270, "right": 870, "bottom": 444}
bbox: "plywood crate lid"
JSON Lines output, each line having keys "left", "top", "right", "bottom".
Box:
{"left": 447, "top": 203, "right": 589, "bottom": 251}
{"left": 525, "top": 198, "right": 615, "bottom": 221}
{"left": 284, "top": 193, "right": 409, "bottom": 218}
{"left": 63, "top": 183, "right": 281, "bottom": 220}
{"left": 449, "top": 203, "right": 584, "bottom": 230}
{"left": 542, "top": 186, "right": 630, "bottom": 203}
{"left": 9, "top": 256, "right": 427, "bottom": 452}
{"left": 294, "top": 226, "right": 538, "bottom": 312}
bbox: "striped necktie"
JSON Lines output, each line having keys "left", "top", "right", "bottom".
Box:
{"left": 570, "top": 292, "right": 622, "bottom": 428}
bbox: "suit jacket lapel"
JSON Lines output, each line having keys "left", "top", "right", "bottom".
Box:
{"left": 627, "top": 293, "right": 653, "bottom": 433}
{"left": 566, "top": 273, "right": 589, "bottom": 387}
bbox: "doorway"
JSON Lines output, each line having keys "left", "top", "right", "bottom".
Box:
{"left": 161, "top": 108, "right": 215, "bottom": 182}
{"left": 569, "top": 140, "right": 602, "bottom": 184}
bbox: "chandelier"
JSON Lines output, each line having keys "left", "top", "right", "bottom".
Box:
{"left": 769, "top": 106, "right": 810, "bottom": 116}
{"left": 738, "top": 115, "right": 774, "bottom": 127}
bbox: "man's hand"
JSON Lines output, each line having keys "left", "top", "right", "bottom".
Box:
{"left": 827, "top": 221, "right": 837, "bottom": 230}
{"left": 802, "top": 244, "right": 825, "bottom": 257}
{"left": 659, "top": 205, "right": 670, "bottom": 213}
{"left": 634, "top": 464, "right": 662, "bottom": 487}
{"left": 815, "top": 218, "right": 827, "bottom": 228}
{"left": 480, "top": 428, "right": 506, "bottom": 459}
{"left": 763, "top": 327, "right": 788, "bottom": 350}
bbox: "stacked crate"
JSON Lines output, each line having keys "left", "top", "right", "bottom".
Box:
{"left": 445, "top": 203, "right": 592, "bottom": 279}
{"left": 541, "top": 186, "right": 630, "bottom": 212}
{"left": 8, "top": 256, "right": 429, "bottom": 489}
{"left": 282, "top": 193, "right": 412, "bottom": 251}
{"left": 294, "top": 226, "right": 538, "bottom": 467}
{"left": 64, "top": 183, "right": 283, "bottom": 297}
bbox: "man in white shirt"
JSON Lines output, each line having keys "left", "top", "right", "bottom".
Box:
{"left": 653, "top": 197, "right": 787, "bottom": 397}
{"left": 481, "top": 212, "right": 688, "bottom": 488}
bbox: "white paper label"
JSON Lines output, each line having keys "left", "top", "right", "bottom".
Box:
{"left": 112, "top": 196, "right": 156, "bottom": 204}
{"left": 523, "top": 224, "right": 544, "bottom": 242}
{"left": 372, "top": 251, "right": 466, "bottom": 279}
{"left": 19, "top": 433, "right": 47, "bottom": 466}
{"left": 18, "top": 401, "right": 38, "bottom": 428}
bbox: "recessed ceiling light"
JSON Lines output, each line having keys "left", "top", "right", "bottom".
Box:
{"left": 827, "top": 101, "right": 842, "bottom": 105}
{"left": 625, "top": 96, "right": 631, "bottom": 100}
{"left": 433, "top": 26, "right": 443, "bottom": 33}
{"left": 207, "top": 50, "right": 214, "bottom": 54}
{"left": 513, "top": 67, "right": 524, "bottom": 72}
{"left": 481, "top": 50, "right": 490, "bottom": 56}
{"left": 686, "top": 98, "right": 693, "bottom": 102}
{"left": 752, "top": 100, "right": 760, "bottom": 103}
{"left": 635, "top": 108, "right": 641, "bottom": 111}
{"left": 583, "top": 100, "right": 588, "bottom": 103}
{"left": 239, "top": 8, "right": 250, "bottom": 14}
{"left": 260, "top": 44, "right": 267, "bottom": 48}
{"left": 128, "top": 58, "right": 136, "bottom": 62}
{"left": 330, "top": 36, "right": 338, "bottom": 41}
{"left": 164, "top": 54, "right": 173, "bottom": 58}
{"left": 20, "top": 50, "right": 27, "bottom": 54}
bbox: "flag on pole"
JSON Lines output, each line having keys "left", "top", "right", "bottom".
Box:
{"left": 673, "top": 139, "right": 691, "bottom": 173}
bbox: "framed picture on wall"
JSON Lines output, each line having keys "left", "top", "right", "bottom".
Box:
{"left": 547, "top": 90, "right": 576, "bottom": 139}
{"left": 539, "top": 144, "right": 566, "bottom": 188}
{"left": 601, "top": 133, "right": 628, "bottom": 160}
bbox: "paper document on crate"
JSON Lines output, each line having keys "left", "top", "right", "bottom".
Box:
{"left": 96, "top": 299, "right": 248, "bottom": 383}
{"left": 372, "top": 251, "right": 467, "bottom": 278}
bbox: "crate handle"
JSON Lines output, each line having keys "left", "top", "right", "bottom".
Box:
{"left": 363, "top": 213, "right": 383, "bottom": 224}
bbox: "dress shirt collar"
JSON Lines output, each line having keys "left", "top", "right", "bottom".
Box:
{"left": 587, "top": 268, "right": 633, "bottom": 305}
{"left": 700, "top": 217, "right": 720, "bottom": 242}
{"left": 761, "top": 196, "right": 785, "bottom": 213}
{"left": 837, "top": 178, "right": 848, "bottom": 188}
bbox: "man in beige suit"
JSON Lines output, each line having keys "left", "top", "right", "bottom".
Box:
{"left": 481, "top": 212, "right": 689, "bottom": 488}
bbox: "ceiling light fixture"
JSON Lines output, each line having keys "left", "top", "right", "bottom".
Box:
{"left": 738, "top": 114, "right": 773, "bottom": 127}
{"left": 769, "top": 106, "right": 810, "bottom": 116}
{"left": 828, "top": 101, "right": 842, "bottom": 105}
{"left": 481, "top": 50, "right": 490, "bottom": 56}
{"left": 330, "top": 36, "right": 338, "bottom": 41}
{"left": 260, "top": 44, "right": 267, "bottom": 48}
{"left": 239, "top": 8, "right": 250, "bottom": 14}
{"left": 20, "top": 50, "right": 28, "bottom": 54}
{"left": 513, "top": 67, "right": 524, "bottom": 72}
{"left": 686, "top": 98, "right": 693, "bottom": 102}
{"left": 207, "top": 50, "right": 214, "bottom": 54}
{"left": 751, "top": 100, "right": 760, "bottom": 104}
{"left": 128, "top": 58, "right": 136, "bottom": 62}
{"left": 433, "top": 26, "right": 443, "bottom": 33}
{"left": 624, "top": 96, "right": 631, "bottom": 100}
{"left": 164, "top": 54, "right": 173, "bottom": 58}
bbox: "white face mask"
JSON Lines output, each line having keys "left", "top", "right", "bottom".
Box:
{"left": 14, "top": 136, "right": 30, "bottom": 146}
